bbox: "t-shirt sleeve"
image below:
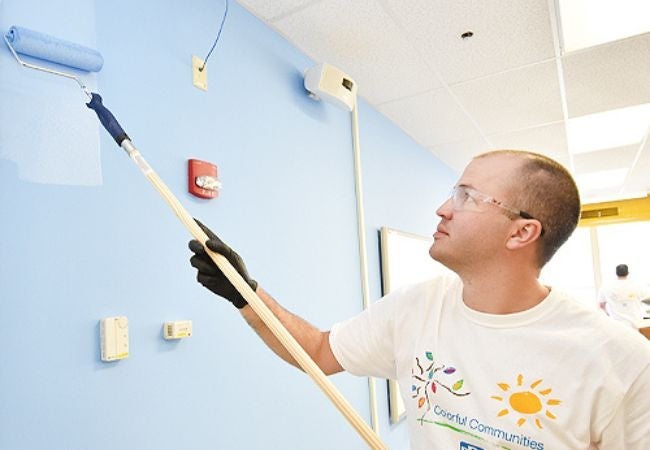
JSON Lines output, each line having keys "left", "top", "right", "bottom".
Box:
{"left": 329, "top": 275, "right": 457, "bottom": 379}
{"left": 597, "top": 364, "right": 650, "bottom": 449}
{"left": 329, "top": 290, "right": 402, "bottom": 379}
{"left": 328, "top": 276, "right": 455, "bottom": 379}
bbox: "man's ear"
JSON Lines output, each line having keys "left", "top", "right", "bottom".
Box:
{"left": 505, "top": 220, "right": 543, "bottom": 250}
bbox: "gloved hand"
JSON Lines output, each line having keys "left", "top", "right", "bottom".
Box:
{"left": 188, "top": 220, "right": 257, "bottom": 309}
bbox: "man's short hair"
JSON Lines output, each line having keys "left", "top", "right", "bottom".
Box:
{"left": 616, "top": 264, "right": 629, "bottom": 277}
{"left": 475, "top": 150, "right": 581, "bottom": 268}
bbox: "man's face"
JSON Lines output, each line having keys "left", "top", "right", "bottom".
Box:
{"left": 430, "top": 154, "right": 523, "bottom": 273}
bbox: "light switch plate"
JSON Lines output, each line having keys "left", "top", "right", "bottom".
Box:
{"left": 192, "top": 55, "right": 207, "bottom": 91}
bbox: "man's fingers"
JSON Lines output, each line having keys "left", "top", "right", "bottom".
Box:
{"left": 194, "top": 218, "right": 217, "bottom": 240}
{"left": 196, "top": 272, "right": 211, "bottom": 287}
{"left": 190, "top": 255, "right": 221, "bottom": 275}
{"left": 189, "top": 238, "right": 228, "bottom": 257}
{"left": 188, "top": 239, "right": 206, "bottom": 254}
{"left": 204, "top": 238, "right": 229, "bottom": 254}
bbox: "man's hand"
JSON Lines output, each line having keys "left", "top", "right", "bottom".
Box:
{"left": 188, "top": 220, "right": 257, "bottom": 309}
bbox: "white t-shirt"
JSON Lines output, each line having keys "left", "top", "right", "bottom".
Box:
{"left": 598, "top": 278, "right": 650, "bottom": 329}
{"left": 330, "top": 274, "right": 650, "bottom": 450}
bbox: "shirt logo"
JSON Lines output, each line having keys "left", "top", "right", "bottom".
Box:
{"left": 412, "top": 352, "right": 470, "bottom": 422}
{"left": 491, "top": 374, "right": 562, "bottom": 429}
{"left": 460, "top": 442, "right": 483, "bottom": 450}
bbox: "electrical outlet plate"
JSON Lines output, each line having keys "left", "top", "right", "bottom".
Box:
{"left": 192, "top": 55, "right": 207, "bottom": 91}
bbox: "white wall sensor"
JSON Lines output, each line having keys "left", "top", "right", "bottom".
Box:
{"left": 304, "top": 63, "right": 357, "bottom": 111}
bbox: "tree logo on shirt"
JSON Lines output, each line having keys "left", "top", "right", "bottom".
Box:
{"left": 491, "top": 374, "right": 562, "bottom": 429}
{"left": 412, "top": 351, "right": 470, "bottom": 421}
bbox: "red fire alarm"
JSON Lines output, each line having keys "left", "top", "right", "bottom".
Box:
{"left": 188, "top": 159, "right": 220, "bottom": 199}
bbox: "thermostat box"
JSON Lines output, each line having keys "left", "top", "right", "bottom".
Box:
{"left": 100, "top": 316, "right": 129, "bottom": 362}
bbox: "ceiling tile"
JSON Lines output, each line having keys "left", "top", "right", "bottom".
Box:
{"left": 563, "top": 33, "right": 650, "bottom": 118}
{"left": 572, "top": 144, "right": 639, "bottom": 174}
{"left": 427, "top": 131, "right": 492, "bottom": 173}
{"left": 383, "top": 0, "right": 556, "bottom": 84}
{"left": 451, "top": 60, "right": 564, "bottom": 134}
{"left": 237, "top": 0, "right": 318, "bottom": 21}
{"left": 487, "top": 121, "right": 569, "bottom": 165}
{"left": 377, "top": 88, "right": 479, "bottom": 146}
{"left": 271, "top": 0, "right": 442, "bottom": 104}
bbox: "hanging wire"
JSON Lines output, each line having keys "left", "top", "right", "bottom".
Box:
{"left": 199, "top": 0, "right": 229, "bottom": 72}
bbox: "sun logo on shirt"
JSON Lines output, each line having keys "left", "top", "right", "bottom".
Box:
{"left": 491, "top": 374, "right": 561, "bottom": 429}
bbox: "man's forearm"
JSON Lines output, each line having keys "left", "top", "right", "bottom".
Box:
{"left": 240, "top": 287, "right": 344, "bottom": 376}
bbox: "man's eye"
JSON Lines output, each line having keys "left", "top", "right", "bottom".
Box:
{"left": 465, "top": 192, "right": 479, "bottom": 205}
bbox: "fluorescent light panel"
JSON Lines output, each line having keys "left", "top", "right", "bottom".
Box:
{"left": 567, "top": 103, "right": 650, "bottom": 155}
{"left": 575, "top": 168, "right": 628, "bottom": 192}
{"left": 558, "top": 0, "right": 650, "bottom": 52}
{"left": 582, "top": 190, "right": 648, "bottom": 204}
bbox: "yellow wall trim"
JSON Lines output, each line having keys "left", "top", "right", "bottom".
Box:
{"left": 579, "top": 195, "right": 650, "bottom": 226}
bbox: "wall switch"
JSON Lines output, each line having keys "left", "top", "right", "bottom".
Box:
{"left": 192, "top": 55, "right": 208, "bottom": 91}
{"left": 100, "top": 316, "right": 129, "bottom": 362}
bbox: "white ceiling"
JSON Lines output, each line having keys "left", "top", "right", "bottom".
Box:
{"left": 238, "top": 0, "right": 650, "bottom": 204}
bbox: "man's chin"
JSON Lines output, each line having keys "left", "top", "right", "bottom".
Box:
{"left": 429, "top": 244, "right": 444, "bottom": 263}
{"left": 430, "top": 246, "right": 457, "bottom": 271}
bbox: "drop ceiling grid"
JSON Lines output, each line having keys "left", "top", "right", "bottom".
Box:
{"left": 238, "top": 0, "right": 649, "bottom": 201}
{"left": 450, "top": 59, "right": 564, "bottom": 135}
{"left": 562, "top": 33, "right": 650, "bottom": 118}
{"left": 382, "top": 0, "right": 556, "bottom": 85}
{"left": 271, "top": 0, "right": 443, "bottom": 104}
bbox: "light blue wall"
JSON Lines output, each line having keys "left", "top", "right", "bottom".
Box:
{"left": 0, "top": 1, "right": 457, "bottom": 449}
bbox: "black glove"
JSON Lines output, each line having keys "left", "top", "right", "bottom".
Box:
{"left": 188, "top": 219, "right": 257, "bottom": 309}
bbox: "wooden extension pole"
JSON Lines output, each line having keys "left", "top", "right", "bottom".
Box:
{"left": 120, "top": 140, "right": 388, "bottom": 450}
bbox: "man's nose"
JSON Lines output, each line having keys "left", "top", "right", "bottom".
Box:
{"left": 436, "top": 197, "right": 453, "bottom": 218}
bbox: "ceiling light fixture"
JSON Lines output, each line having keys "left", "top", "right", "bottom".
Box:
{"left": 567, "top": 103, "right": 650, "bottom": 155}
{"left": 575, "top": 168, "right": 629, "bottom": 192}
{"left": 557, "top": 0, "right": 650, "bottom": 53}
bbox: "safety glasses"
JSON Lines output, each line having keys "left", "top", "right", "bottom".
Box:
{"left": 449, "top": 185, "right": 545, "bottom": 236}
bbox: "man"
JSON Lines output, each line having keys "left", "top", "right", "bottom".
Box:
{"left": 189, "top": 150, "right": 650, "bottom": 449}
{"left": 599, "top": 264, "right": 650, "bottom": 329}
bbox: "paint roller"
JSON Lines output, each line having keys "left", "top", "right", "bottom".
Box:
{"left": 3, "top": 26, "right": 387, "bottom": 450}
{"left": 4, "top": 26, "right": 102, "bottom": 99}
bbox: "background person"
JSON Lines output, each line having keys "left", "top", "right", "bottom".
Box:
{"left": 599, "top": 263, "right": 650, "bottom": 329}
